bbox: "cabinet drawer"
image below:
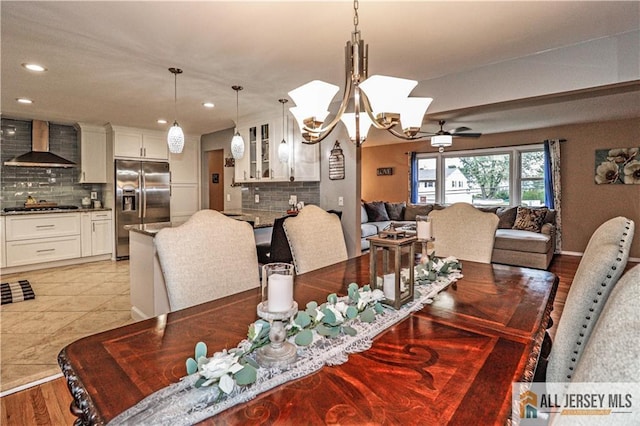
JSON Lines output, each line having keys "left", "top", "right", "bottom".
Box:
{"left": 6, "top": 213, "right": 80, "bottom": 241}
{"left": 91, "top": 210, "right": 112, "bottom": 221}
{"left": 6, "top": 235, "right": 81, "bottom": 266}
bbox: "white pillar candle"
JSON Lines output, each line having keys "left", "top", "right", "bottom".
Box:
{"left": 417, "top": 220, "right": 432, "bottom": 240}
{"left": 383, "top": 273, "right": 396, "bottom": 300}
{"left": 268, "top": 273, "right": 293, "bottom": 312}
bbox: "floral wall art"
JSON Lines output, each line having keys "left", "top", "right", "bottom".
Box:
{"left": 594, "top": 147, "right": 640, "bottom": 184}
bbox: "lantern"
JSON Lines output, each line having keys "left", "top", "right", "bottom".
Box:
{"left": 368, "top": 231, "right": 416, "bottom": 309}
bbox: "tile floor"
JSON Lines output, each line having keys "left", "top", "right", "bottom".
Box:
{"left": 0, "top": 260, "right": 134, "bottom": 393}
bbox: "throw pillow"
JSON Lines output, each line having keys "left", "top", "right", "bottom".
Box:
{"left": 477, "top": 206, "right": 499, "bottom": 214}
{"left": 364, "top": 201, "right": 390, "bottom": 222}
{"left": 385, "top": 202, "right": 406, "bottom": 221}
{"left": 513, "top": 207, "right": 547, "bottom": 232}
{"left": 496, "top": 206, "right": 518, "bottom": 229}
{"left": 404, "top": 204, "right": 433, "bottom": 221}
{"left": 361, "top": 204, "right": 369, "bottom": 223}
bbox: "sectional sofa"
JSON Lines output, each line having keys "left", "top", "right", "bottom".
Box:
{"left": 361, "top": 201, "right": 556, "bottom": 270}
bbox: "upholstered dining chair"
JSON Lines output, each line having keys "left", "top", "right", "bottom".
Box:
{"left": 154, "top": 209, "right": 260, "bottom": 311}
{"left": 427, "top": 202, "right": 499, "bottom": 263}
{"left": 545, "top": 216, "right": 635, "bottom": 383}
{"left": 283, "top": 205, "right": 348, "bottom": 274}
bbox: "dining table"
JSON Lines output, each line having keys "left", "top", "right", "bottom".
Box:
{"left": 58, "top": 253, "right": 558, "bottom": 425}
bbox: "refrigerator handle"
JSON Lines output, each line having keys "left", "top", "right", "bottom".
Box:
{"left": 138, "top": 173, "right": 143, "bottom": 219}
{"left": 169, "top": 171, "right": 172, "bottom": 197}
{"left": 142, "top": 168, "right": 147, "bottom": 219}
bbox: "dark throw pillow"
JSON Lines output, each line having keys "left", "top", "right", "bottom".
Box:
{"left": 404, "top": 204, "right": 434, "bottom": 221}
{"left": 513, "top": 207, "right": 547, "bottom": 232}
{"left": 384, "top": 202, "right": 406, "bottom": 221}
{"left": 496, "top": 206, "right": 518, "bottom": 229}
{"left": 364, "top": 201, "right": 390, "bottom": 222}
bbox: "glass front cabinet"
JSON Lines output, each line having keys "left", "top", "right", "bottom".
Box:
{"left": 234, "top": 115, "right": 320, "bottom": 183}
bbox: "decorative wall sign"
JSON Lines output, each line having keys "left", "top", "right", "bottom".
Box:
{"left": 225, "top": 157, "right": 235, "bottom": 167}
{"left": 594, "top": 147, "right": 640, "bottom": 184}
{"left": 377, "top": 167, "right": 394, "bottom": 176}
{"left": 329, "top": 141, "right": 345, "bottom": 180}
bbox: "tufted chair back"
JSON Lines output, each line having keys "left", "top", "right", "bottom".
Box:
{"left": 428, "top": 202, "right": 499, "bottom": 263}
{"left": 154, "top": 209, "right": 260, "bottom": 311}
{"left": 283, "top": 205, "right": 348, "bottom": 274}
{"left": 546, "top": 216, "right": 635, "bottom": 383}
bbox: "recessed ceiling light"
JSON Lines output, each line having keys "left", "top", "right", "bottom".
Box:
{"left": 16, "top": 98, "right": 33, "bottom": 104}
{"left": 157, "top": 119, "right": 168, "bottom": 124}
{"left": 202, "top": 102, "right": 215, "bottom": 108}
{"left": 22, "top": 63, "right": 47, "bottom": 72}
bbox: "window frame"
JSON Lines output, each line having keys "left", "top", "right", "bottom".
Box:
{"left": 414, "top": 144, "right": 544, "bottom": 206}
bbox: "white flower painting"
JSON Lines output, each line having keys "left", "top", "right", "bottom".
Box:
{"left": 595, "top": 147, "right": 640, "bottom": 184}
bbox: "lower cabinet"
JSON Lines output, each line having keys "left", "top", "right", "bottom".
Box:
{"left": 81, "top": 211, "right": 113, "bottom": 257}
{"left": 6, "top": 236, "right": 82, "bottom": 266}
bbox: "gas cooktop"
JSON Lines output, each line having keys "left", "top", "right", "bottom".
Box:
{"left": 3, "top": 205, "right": 80, "bottom": 212}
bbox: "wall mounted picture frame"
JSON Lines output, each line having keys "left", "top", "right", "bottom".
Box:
{"left": 377, "top": 167, "right": 394, "bottom": 176}
{"left": 594, "top": 147, "right": 639, "bottom": 184}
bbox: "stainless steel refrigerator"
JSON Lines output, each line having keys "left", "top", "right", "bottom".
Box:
{"left": 115, "top": 159, "right": 170, "bottom": 259}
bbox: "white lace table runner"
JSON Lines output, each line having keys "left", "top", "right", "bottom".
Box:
{"left": 109, "top": 273, "right": 462, "bottom": 425}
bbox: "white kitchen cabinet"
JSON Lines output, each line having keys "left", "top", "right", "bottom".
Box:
{"left": 170, "top": 135, "right": 200, "bottom": 222}
{"left": 75, "top": 123, "right": 107, "bottom": 183}
{"left": 0, "top": 216, "right": 5, "bottom": 268}
{"left": 108, "top": 124, "right": 168, "bottom": 160}
{"left": 234, "top": 121, "right": 273, "bottom": 182}
{"left": 5, "top": 213, "right": 81, "bottom": 267}
{"left": 81, "top": 211, "right": 113, "bottom": 257}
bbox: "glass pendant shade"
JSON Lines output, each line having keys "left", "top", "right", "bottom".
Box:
{"left": 288, "top": 80, "right": 340, "bottom": 128}
{"left": 167, "top": 122, "right": 184, "bottom": 154}
{"left": 278, "top": 140, "right": 289, "bottom": 163}
{"left": 340, "top": 113, "right": 373, "bottom": 142}
{"left": 231, "top": 131, "right": 245, "bottom": 160}
{"left": 431, "top": 134, "right": 453, "bottom": 150}
{"left": 359, "top": 75, "right": 418, "bottom": 115}
{"left": 399, "top": 97, "right": 433, "bottom": 131}
{"left": 289, "top": 106, "right": 330, "bottom": 132}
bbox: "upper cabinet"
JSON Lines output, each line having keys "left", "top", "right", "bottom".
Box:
{"left": 234, "top": 114, "right": 319, "bottom": 183}
{"left": 107, "top": 125, "right": 168, "bottom": 160}
{"left": 75, "top": 123, "right": 108, "bottom": 183}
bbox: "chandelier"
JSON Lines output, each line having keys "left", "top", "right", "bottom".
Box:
{"left": 288, "top": 0, "right": 433, "bottom": 147}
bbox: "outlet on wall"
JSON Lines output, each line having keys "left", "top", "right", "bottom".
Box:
{"left": 338, "top": 196, "right": 344, "bottom": 206}
{"left": 255, "top": 194, "right": 260, "bottom": 203}
{"left": 90, "top": 191, "right": 98, "bottom": 200}
{"left": 226, "top": 193, "right": 231, "bottom": 202}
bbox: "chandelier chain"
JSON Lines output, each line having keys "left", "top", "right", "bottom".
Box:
{"left": 353, "top": 0, "right": 359, "bottom": 32}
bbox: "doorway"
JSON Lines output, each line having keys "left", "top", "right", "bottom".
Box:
{"left": 207, "top": 149, "right": 225, "bottom": 211}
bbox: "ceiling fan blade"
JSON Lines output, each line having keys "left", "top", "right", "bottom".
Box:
{"left": 452, "top": 132, "right": 482, "bottom": 138}
{"left": 452, "top": 126, "right": 472, "bottom": 133}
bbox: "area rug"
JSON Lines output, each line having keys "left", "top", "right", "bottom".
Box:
{"left": 1, "top": 280, "right": 35, "bottom": 305}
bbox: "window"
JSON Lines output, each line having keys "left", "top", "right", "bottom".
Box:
{"left": 412, "top": 145, "right": 545, "bottom": 207}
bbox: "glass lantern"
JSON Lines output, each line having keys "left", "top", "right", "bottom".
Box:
{"left": 368, "top": 233, "right": 416, "bottom": 309}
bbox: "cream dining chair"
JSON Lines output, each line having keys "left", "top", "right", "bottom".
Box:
{"left": 154, "top": 209, "right": 260, "bottom": 312}
{"left": 427, "top": 202, "right": 499, "bottom": 263}
{"left": 545, "top": 216, "right": 635, "bottom": 383}
{"left": 283, "top": 205, "right": 348, "bottom": 274}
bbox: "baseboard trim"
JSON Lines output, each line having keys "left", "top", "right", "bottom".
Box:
{"left": 0, "top": 373, "right": 63, "bottom": 397}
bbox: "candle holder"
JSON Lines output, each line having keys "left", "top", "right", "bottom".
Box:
{"left": 415, "top": 215, "right": 434, "bottom": 263}
{"left": 256, "top": 301, "right": 298, "bottom": 369}
{"left": 257, "top": 263, "right": 298, "bottom": 368}
{"left": 367, "top": 234, "right": 416, "bottom": 309}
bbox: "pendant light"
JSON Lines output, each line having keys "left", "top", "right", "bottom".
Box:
{"left": 230, "top": 85, "right": 245, "bottom": 160}
{"left": 167, "top": 67, "right": 184, "bottom": 154}
{"left": 278, "top": 98, "right": 289, "bottom": 163}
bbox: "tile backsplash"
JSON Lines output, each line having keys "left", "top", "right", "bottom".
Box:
{"left": 1, "top": 118, "right": 100, "bottom": 207}
{"left": 241, "top": 181, "right": 320, "bottom": 212}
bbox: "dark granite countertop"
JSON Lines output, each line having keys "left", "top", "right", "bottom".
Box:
{"left": 1, "top": 207, "right": 112, "bottom": 216}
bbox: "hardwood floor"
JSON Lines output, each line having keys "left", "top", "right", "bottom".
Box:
{"left": 0, "top": 254, "right": 622, "bottom": 425}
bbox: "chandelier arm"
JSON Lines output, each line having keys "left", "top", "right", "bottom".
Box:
{"left": 385, "top": 126, "right": 427, "bottom": 141}
{"left": 359, "top": 90, "right": 396, "bottom": 131}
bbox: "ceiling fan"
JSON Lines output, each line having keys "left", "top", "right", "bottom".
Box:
{"left": 420, "top": 120, "right": 482, "bottom": 138}
{"left": 420, "top": 120, "right": 482, "bottom": 152}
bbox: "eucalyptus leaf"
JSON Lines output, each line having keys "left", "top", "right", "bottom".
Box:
{"left": 306, "top": 301, "right": 318, "bottom": 310}
{"left": 360, "top": 308, "right": 376, "bottom": 323}
{"left": 186, "top": 357, "right": 198, "bottom": 375}
{"left": 348, "top": 282, "right": 359, "bottom": 293}
{"left": 316, "top": 324, "right": 333, "bottom": 336}
{"left": 440, "top": 264, "right": 450, "bottom": 274}
{"left": 294, "top": 329, "right": 314, "bottom": 346}
{"left": 363, "top": 285, "right": 371, "bottom": 292}
{"left": 345, "top": 306, "right": 358, "bottom": 319}
{"left": 428, "top": 271, "right": 437, "bottom": 281}
{"left": 374, "top": 302, "right": 384, "bottom": 314}
{"left": 295, "top": 311, "right": 312, "bottom": 328}
{"left": 194, "top": 377, "right": 208, "bottom": 388}
{"left": 234, "top": 365, "right": 257, "bottom": 386}
{"left": 327, "top": 293, "right": 338, "bottom": 304}
{"left": 321, "top": 308, "right": 336, "bottom": 325}
{"left": 195, "top": 341, "right": 207, "bottom": 360}
{"left": 342, "top": 325, "right": 357, "bottom": 336}
{"left": 243, "top": 357, "right": 259, "bottom": 369}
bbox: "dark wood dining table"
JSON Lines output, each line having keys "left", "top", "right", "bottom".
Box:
{"left": 58, "top": 254, "right": 558, "bottom": 425}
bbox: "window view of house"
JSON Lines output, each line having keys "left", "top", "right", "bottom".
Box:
{"left": 414, "top": 145, "right": 545, "bottom": 206}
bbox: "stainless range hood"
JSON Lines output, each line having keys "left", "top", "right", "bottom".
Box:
{"left": 3, "top": 120, "right": 76, "bottom": 168}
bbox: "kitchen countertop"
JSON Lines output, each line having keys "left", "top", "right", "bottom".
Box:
{"left": 1, "top": 207, "right": 112, "bottom": 216}
{"left": 125, "top": 222, "right": 185, "bottom": 237}
{"left": 221, "top": 209, "right": 292, "bottom": 228}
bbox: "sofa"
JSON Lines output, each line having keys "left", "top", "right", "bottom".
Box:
{"left": 361, "top": 201, "right": 556, "bottom": 270}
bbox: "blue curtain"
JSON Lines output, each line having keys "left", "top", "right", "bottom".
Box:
{"left": 410, "top": 152, "right": 418, "bottom": 203}
{"left": 543, "top": 140, "right": 554, "bottom": 208}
